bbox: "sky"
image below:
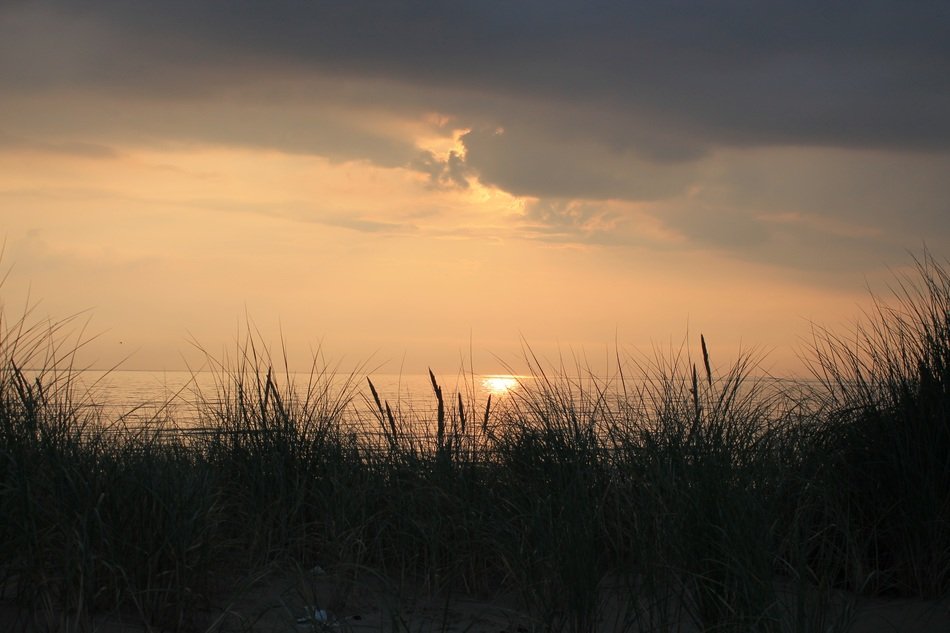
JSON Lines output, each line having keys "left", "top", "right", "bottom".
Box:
{"left": 1, "top": 1, "right": 949, "bottom": 377}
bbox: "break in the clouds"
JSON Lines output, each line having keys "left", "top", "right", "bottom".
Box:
{"left": 2, "top": 1, "right": 950, "bottom": 264}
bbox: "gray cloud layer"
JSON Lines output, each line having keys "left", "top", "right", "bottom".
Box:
{"left": 2, "top": 1, "right": 949, "bottom": 265}
{"left": 5, "top": 1, "right": 949, "bottom": 153}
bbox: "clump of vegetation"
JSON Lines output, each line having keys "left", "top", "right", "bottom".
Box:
{"left": 0, "top": 252, "right": 948, "bottom": 632}
{"left": 805, "top": 251, "right": 950, "bottom": 598}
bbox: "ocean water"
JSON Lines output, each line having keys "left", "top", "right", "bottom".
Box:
{"left": 67, "top": 369, "right": 529, "bottom": 427}
{"left": 44, "top": 368, "right": 807, "bottom": 433}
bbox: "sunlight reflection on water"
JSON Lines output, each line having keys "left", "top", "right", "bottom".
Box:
{"left": 480, "top": 375, "right": 520, "bottom": 396}
{"left": 65, "top": 369, "right": 806, "bottom": 432}
{"left": 72, "top": 370, "right": 527, "bottom": 427}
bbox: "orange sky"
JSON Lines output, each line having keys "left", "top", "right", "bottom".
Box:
{"left": 2, "top": 3, "right": 948, "bottom": 378}
{"left": 0, "top": 140, "right": 895, "bottom": 377}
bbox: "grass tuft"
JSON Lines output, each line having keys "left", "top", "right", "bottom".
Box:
{"left": 1, "top": 250, "right": 948, "bottom": 631}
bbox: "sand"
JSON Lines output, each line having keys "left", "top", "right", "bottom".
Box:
{"left": 3, "top": 566, "right": 949, "bottom": 632}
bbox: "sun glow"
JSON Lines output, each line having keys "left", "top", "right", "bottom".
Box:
{"left": 481, "top": 375, "right": 519, "bottom": 395}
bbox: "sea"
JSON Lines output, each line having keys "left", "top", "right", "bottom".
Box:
{"left": 36, "top": 368, "right": 811, "bottom": 434}
{"left": 63, "top": 369, "right": 530, "bottom": 428}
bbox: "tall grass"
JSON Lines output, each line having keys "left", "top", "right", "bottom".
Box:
{"left": 1, "top": 251, "right": 948, "bottom": 631}
{"left": 805, "top": 251, "right": 950, "bottom": 598}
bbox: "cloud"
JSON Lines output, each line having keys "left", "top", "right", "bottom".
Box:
{"left": 409, "top": 149, "right": 473, "bottom": 189}
{"left": 515, "top": 198, "right": 685, "bottom": 250}
{"left": 3, "top": 0, "right": 949, "bottom": 267}
{"left": 5, "top": 1, "right": 946, "bottom": 151}
{"left": 460, "top": 126, "right": 697, "bottom": 201}
{"left": 0, "top": 86, "right": 425, "bottom": 169}
{"left": 154, "top": 198, "right": 420, "bottom": 235}
{"left": 0, "top": 130, "right": 118, "bottom": 158}
{"left": 519, "top": 198, "right": 619, "bottom": 245}
{"left": 693, "top": 147, "right": 950, "bottom": 242}
{"left": 524, "top": 199, "right": 610, "bottom": 229}
{"left": 651, "top": 146, "right": 950, "bottom": 272}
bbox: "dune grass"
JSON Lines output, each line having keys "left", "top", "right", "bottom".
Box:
{"left": 803, "top": 251, "right": 950, "bottom": 599}
{"left": 1, "top": 253, "right": 949, "bottom": 632}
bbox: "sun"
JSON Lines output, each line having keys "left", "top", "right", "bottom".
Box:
{"left": 481, "top": 375, "right": 519, "bottom": 396}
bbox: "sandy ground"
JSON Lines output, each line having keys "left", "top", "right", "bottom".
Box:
{"left": 3, "top": 567, "right": 949, "bottom": 632}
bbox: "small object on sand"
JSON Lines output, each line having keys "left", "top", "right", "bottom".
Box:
{"left": 296, "top": 607, "right": 333, "bottom": 626}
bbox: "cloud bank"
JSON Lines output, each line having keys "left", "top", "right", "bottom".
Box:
{"left": 2, "top": 1, "right": 949, "bottom": 266}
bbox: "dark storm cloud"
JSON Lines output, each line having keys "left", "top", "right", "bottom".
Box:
{"left": 460, "top": 126, "right": 695, "bottom": 200}
{"left": 3, "top": 0, "right": 950, "bottom": 255}
{"left": 4, "top": 1, "right": 949, "bottom": 153}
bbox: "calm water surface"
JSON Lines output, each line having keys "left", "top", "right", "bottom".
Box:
{"left": 60, "top": 369, "right": 807, "bottom": 430}
{"left": 71, "top": 369, "right": 529, "bottom": 427}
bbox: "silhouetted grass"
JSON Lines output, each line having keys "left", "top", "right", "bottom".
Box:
{"left": 1, "top": 251, "right": 948, "bottom": 631}
{"left": 804, "top": 251, "right": 950, "bottom": 598}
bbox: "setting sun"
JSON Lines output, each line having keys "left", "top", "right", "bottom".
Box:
{"left": 481, "top": 375, "right": 520, "bottom": 395}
